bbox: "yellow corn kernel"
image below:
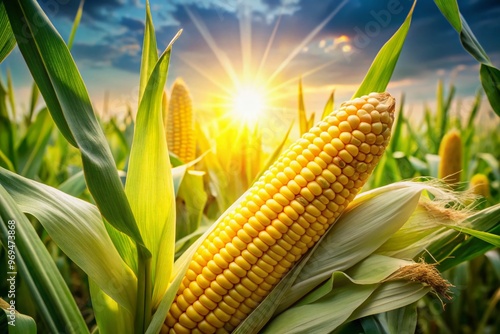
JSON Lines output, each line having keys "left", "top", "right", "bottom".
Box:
{"left": 166, "top": 92, "right": 396, "bottom": 332}
{"left": 438, "top": 129, "right": 462, "bottom": 185}
{"left": 167, "top": 78, "right": 196, "bottom": 163}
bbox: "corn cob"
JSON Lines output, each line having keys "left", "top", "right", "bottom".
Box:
{"left": 167, "top": 78, "right": 196, "bottom": 163}
{"left": 469, "top": 173, "right": 490, "bottom": 198}
{"left": 165, "top": 92, "right": 396, "bottom": 333}
{"left": 438, "top": 129, "right": 462, "bottom": 185}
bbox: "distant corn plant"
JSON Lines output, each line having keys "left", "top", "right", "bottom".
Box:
{"left": 470, "top": 173, "right": 491, "bottom": 199}
{"left": 438, "top": 129, "right": 462, "bottom": 185}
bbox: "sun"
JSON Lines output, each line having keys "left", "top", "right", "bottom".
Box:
{"left": 230, "top": 84, "right": 267, "bottom": 124}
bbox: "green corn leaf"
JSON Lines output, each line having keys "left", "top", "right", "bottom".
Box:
{"left": 392, "top": 152, "right": 416, "bottom": 179}
{"left": 0, "top": 168, "right": 137, "bottom": 311}
{"left": 371, "top": 150, "right": 402, "bottom": 188}
{"left": 307, "top": 112, "right": 315, "bottom": 130}
{"left": 4, "top": 0, "right": 146, "bottom": 249}
{"left": 139, "top": 0, "right": 159, "bottom": 102}
{"left": 389, "top": 93, "right": 405, "bottom": 153}
{"left": 433, "top": 0, "right": 461, "bottom": 32}
{"left": 253, "top": 121, "right": 294, "bottom": 183}
{"left": 347, "top": 281, "right": 429, "bottom": 323}
{"left": 67, "top": 0, "right": 84, "bottom": 50}
{"left": 278, "top": 185, "right": 421, "bottom": 312}
{"left": 16, "top": 108, "right": 53, "bottom": 179}
{"left": 485, "top": 250, "right": 500, "bottom": 280}
{"left": 263, "top": 273, "right": 376, "bottom": 334}
{"left": 263, "top": 255, "right": 426, "bottom": 334}
{"left": 321, "top": 90, "right": 334, "bottom": 120}
{"left": 432, "top": 204, "right": 500, "bottom": 272}
{"left": 423, "top": 103, "right": 436, "bottom": 151}
{"left": 379, "top": 302, "right": 418, "bottom": 334}
{"left": 353, "top": 0, "right": 415, "bottom": 98}
{"left": 425, "top": 154, "right": 440, "bottom": 178}
{"left": 0, "top": 185, "right": 89, "bottom": 334}
{"left": 480, "top": 64, "right": 500, "bottom": 117}
{"left": 296, "top": 255, "right": 412, "bottom": 307}
{"left": 106, "top": 118, "right": 131, "bottom": 169}
{"left": 175, "top": 170, "right": 207, "bottom": 241}
{"left": 6, "top": 70, "right": 16, "bottom": 121}
{"left": 458, "top": 14, "right": 490, "bottom": 64}
{"left": 0, "top": 78, "right": 16, "bottom": 169}
{"left": 0, "top": 2, "right": 15, "bottom": 63}
{"left": 436, "top": 81, "right": 456, "bottom": 142}
{"left": 0, "top": 299, "right": 37, "bottom": 334}
{"left": 434, "top": 0, "right": 500, "bottom": 116}
{"left": 125, "top": 30, "right": 181, "bottom": 308}
{"left": 442, "top": 224, "right": 500, "bottom": 247}
{"left": 477, "top": 153, "right": 500, "bottom": 182}
{"left": 358, "top": 316, "right": 386, "bottom": 334}
{"left": 0, "top": 150, "right": 14, "bottom": 172}
{"left": 298, "top": 78, "right": 307, "bottom": 135}
{"left": 26, "top": 82, "right": 39, "bottom": 126}
{"left": 57, "top": 170, "right": 87, "bottom": 197}
{"left": 466, "top": 88, "right": 482, "bottom": 129}
{"left": 89, "top": 280, "right": 134, "bottom": 334}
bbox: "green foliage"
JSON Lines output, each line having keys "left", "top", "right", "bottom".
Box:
{"left": 0, "top": 2, "right": 15, "bottom": 63}
{"left": 434, "top": 0, "right": 500, "bottom": 117}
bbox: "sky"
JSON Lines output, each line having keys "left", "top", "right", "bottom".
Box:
{"left": 2, "top": 0, "right": 500, "bottom": 124}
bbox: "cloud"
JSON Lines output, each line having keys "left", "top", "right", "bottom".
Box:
{"left": 119, "top": 16, "right": 145, "bottom": 31}
{"left": 32, "top": 0, "right": 500, "bottom": 112}
{"left": 38, "top": 0, "right": 127, "bottom": 21}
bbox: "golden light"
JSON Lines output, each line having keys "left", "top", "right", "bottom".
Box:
{"left": 230, "top": 84, "right": 267, "bottom": 124}
{"left": 334, "top": 34, "right": 350, "bottom": 44}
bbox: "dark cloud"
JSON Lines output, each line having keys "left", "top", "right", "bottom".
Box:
{"left": 38, "top": 0, "right": 126, "bottom": 21}
{"left": 71, "top": 43, "right": 119, "bottom": 65}
{"left": 120, "top": 16, "right": 145, "bottom": 31}
{"left": 72, "top": 41, "right": 141, "bottom": 73}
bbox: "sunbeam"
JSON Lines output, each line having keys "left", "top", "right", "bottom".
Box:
{"left": 185, "top": 6, "right": 240, "bottom": 86}
{"left": 265, "top": 0, "right": 349, "bottom": 86}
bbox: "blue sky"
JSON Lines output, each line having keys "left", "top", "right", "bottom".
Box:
{"left": 3, "top": 0, "right": 500, "bottom": 121}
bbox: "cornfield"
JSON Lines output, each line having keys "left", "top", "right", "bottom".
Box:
{"left": 0, "top": 1, "right": 499, "bottom": 334}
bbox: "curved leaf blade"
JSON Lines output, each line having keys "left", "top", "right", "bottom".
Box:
{"left": 16, "top": 108, "right": 53, "bottom": 178}
{"left": 126, "top": 30, "right": 181, "bottom": 307}
{"left": 480, "top": 64, "right": 500, "bottom": 116}
{"left": 0, "top": 168, "right": 137, "bottom": 311}
{"left": 4, "top": 0, "right": 146, "bottom": 248}
{"left": 353, "top": 0, "right": 416, "bottom": 98}
{"left": 0, "top": 2, "right": 15, "bottom": 63}
{"left": 0, "top": 186, "right": 89, "bottom": 334}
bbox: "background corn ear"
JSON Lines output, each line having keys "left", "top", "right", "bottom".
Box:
{"left": 165, "top": 92, "right": 396, "bottom": 333}
{"left": 469, "top": 173, "right": 490, "bottom": 198}
{"left": 438, "top": 129, "right": 462, "bottom": 185}
{"left": 167, "top": 78, "right": 196, "bottom": 163}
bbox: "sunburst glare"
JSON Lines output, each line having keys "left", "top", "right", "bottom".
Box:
{"left": 230, "top": 84, "right": 267, "bottom": 124}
